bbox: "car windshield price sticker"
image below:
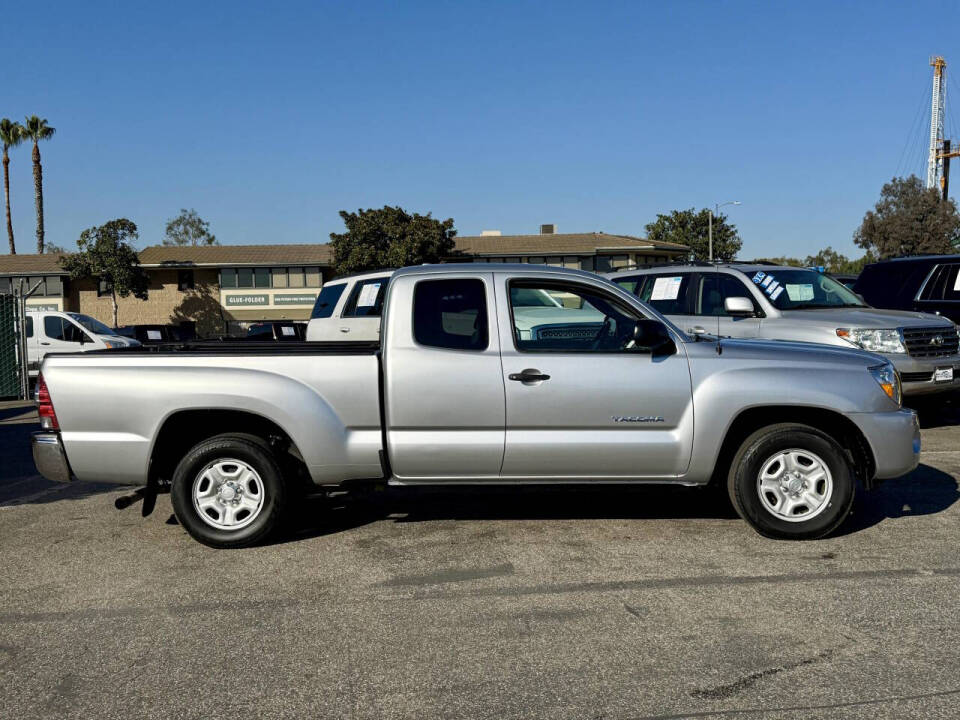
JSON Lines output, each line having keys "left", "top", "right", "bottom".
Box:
{"left": 281, "top": 326, "right": 295, "bottom": 336}
{"left": 147, "top": 330, "right": 162, "bottom": 340}
{"left": 785, "top": 284, "right": 814, "bottom": 301}
{"left": 770, "top": 286, "right": 784, "bottom": 301}
{"left": 357, "top": 283, "right": 381, "bottom": 307}
{"left": 935, "top": 367, "right": 954, "bottom": 382}
{"left": 765, "top": 280, "right": 780, "bottom": 295}
{"left": 650, "top": 276, "right": 682, "bottom": 301}
{"left": 761, "top": 275, "right": 773, "bottom": 287}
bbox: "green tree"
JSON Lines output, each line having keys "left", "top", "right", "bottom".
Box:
{"left": 164, "top": 208, "right": 218, "bottom": 246}
{"left": 854, "top": 175, "right": 960, "bottom": 258}
{"left": 330, "top": 206, "right": 457, "bottom": 275}
{"left": 0, "top": 119, "right": 24, "bottom": 255}
{"left": 644, "top": 208, "right": 742, "bottom": 262}
{"left": 60, "top": 219, "right": 148, "bottom": 327}
{"left": 21, "top": 116, "right": 55, "bottom": 254}
{"left": 803, "top": 246, "right": 877, "bottom": 274}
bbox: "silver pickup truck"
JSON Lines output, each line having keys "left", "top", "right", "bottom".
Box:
{"left": 32, "top": 264, "right": 920, "bottom": 547}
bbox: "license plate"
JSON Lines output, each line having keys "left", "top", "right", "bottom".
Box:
{"left": 934, "top": 367, "right": 954, "bottom": 383}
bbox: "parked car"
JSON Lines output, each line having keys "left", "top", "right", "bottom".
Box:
{"left": 605, "top": 263, "right": 960, "bottom": 396}
{"left": 854, "top": 255, "right": 960, "bottom": 324}
{"left": 115, "top": 324, "right": 181, "bottom": 344}
{"left": 306, "top": 270, "right": 392, "bottom": 341}
{"left": 23, "top": 310, "right": 140, "bottom": 376}
{"left": 244, "top": 321, "right": 305, "bottom": 341}
{"left": 33, "top": 264, "right": 918, "bottom": 548}
{"left": 829, "top": 273, "right": 859, "bottom": 290}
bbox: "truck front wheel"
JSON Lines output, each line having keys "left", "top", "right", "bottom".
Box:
{"left": 727, "top": 423, "right": 855, "bottom": 540}
{"left": 171, "top": 435, "right": 287, "bottom": 548}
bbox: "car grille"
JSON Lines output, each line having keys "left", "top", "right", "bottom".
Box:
{"left": 900, "top": 371, "right": 933, "bottom": 383}
{"left": 901, "top": 327, "right": 960, "bottom": 358}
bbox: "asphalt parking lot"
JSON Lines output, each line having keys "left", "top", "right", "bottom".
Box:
{"left": 2, "top": 399, "right": 960, "bottom": 719}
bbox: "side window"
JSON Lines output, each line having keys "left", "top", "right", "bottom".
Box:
{"left": 613, "top": 275, "right": 643, "bottom": 295}
{"left": 637, "top": 274, "right": 693, "bottom": 315}
{"left": 696, "top": 274, "right": 759, "bottom": 316}
{"left": 922, "top": 264, "right": 960, "bottom": 301}
{"left": 25, "top": 316, "right": 33, "bottom": 338}
{"left": 413, "top": 278, "right": 489, "bottom": 351}
{"left": 342, "top": 278, "right": 387, "bottom": 318}
{"left": 509, "top": 281, "right": 643, "bottom": 353}
{"left": 43, "top": 316, "right": 85, "bottom": 343}
{"left": 311, "top": 284, "right": 347, "bottom": 319}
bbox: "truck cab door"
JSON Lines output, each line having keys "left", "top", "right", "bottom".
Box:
{"left": 39, "top": 314, "right": 91, "bottom": 361}
{"left": 338, "top": 277, "right": 387, "bottom": 341}
{"left": 383, "top": 272, "right": 505, "bottom": 481}
{"left": 496, "top": 274, "right": 694, "bottom": 479}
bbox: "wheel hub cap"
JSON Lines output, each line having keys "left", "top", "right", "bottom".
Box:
{"left": 757, "top": 448, "right": 834, "bottom": 523}
{"left": 192, "top": 459, "right": 265, "bottom": 531}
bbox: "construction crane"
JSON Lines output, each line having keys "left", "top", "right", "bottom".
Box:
{"left": 927, "top": 56, "right": 960, "bottom": 199}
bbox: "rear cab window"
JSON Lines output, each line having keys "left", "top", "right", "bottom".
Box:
{"left": 413, "top": 279, "right": 489, "bottom": 351}
{"left": 920, "top": 264, "right": 960, "bottom": 301}
{"left": 612, "top": 275, "right": 643, "bottom": 295}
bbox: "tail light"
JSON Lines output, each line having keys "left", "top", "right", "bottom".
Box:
{"left": 36, "top": 373, "right": 60, "bottom": 431}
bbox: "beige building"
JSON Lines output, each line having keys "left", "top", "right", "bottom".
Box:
{"left": 0, "top": 230, "right": 687, "bottom": 337}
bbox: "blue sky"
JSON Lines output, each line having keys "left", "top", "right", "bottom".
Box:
{"left": 4, "top": 0, "right": 960, "bottom": 259}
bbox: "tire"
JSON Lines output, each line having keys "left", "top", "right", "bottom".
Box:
{"left": 727, "top": 423, "right": 855, "bottom": 540}
{"left": 171, "top": 434, "right": 287, "bottom": 548}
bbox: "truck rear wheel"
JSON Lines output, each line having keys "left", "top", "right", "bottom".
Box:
{"left": 171, "top": 435, "right": 287, "bottom": 548}
{"left": 727, "top": 423, "right": 855, "bottom": 540}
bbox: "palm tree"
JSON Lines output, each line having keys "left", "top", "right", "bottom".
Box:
{"left": 21, "top": 116, "right": 55, "bottom": 253}
{"left": 0, "top": 119, "right": 24, "bottom": 255}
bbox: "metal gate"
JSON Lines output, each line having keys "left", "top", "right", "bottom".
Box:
{"left": 0, "top": 293, "right": 20, "bottom": 398}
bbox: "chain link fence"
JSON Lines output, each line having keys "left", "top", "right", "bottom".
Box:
{"left": 0, "top": 293, "right": 22, "bottom": 398}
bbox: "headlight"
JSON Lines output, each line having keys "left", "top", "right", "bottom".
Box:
{"left": 869, "top": 363, "right": 902, "bottom": 406}
{"left": 836, "top": 328, "right": 906, "bottom": 354}
{"left": 102, "top": 340, "right": 120, "bottom": 349}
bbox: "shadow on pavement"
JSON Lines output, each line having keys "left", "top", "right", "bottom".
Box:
{"left": 281, "top": 465, "right": 960, "bottom": 544}
{"left": 837, "top": 463, "right": 960, "bottom": 535}
{"left": 0, "top": 421, "right": 123, "bottom": 506}
{"left": 906, "top": 394, "right": 960, "bottom": 429}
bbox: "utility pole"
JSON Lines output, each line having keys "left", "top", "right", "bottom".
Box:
{"left": 708, "top": 201, "right": 741, "bottom": 261}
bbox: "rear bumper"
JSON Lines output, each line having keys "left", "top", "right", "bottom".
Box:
{"left": 31, "top": 432, "right": 73, "bottom": 484}
{"left": 848, "top": 409, "right": 921, "bottom": 480}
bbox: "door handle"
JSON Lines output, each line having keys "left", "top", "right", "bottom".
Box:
{"left": 40, "top": 342, "right": 50, "bottom": 346}
{"left": 339, "top": 327, "right": 350, "bottom": 333}
{"left": 508, "top": 369, "right": 550, "bottom": 383}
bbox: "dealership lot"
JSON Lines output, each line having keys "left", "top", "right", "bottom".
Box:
{"left": 1, "top": 399, "right": 960, "bottom": 719}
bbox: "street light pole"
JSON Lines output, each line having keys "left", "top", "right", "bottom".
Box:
{"left": 708, "top": 201, "right": 741, "bottom": 262}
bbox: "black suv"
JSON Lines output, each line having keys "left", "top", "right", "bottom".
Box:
{"left": 854, "top": 255, "right": 960, "bottom": 325}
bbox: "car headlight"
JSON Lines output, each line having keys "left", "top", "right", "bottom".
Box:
{"left": 102, "top": 340, "right": 121, "bottom": 349}
{"left": 836, "top": 328, "right": 906, "bottom": 354}
{"left": 869, "top": 362, "right": 902, "bottom": 406}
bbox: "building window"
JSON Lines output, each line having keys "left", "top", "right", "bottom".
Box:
{"left": 25, "top": 316, "right": 33, "bottom": 337}
{"left": 271, "top": 268, "right": 288, "bottom": 288}
{"left": 44, "top": 276, "right": 63, "bottom": 296}
{"left": 563, "top": 256, "right": 579, "bottom": 269}
{"left": 288, "top": 267, "right": 305, "bottom": 288}
{"left": 220, "top": 269, "right": 237, "bottom": 288}
{"left": 254, "top": 267, "right": 270, "bottom": 288}
{"left": 98, "top": 279, "right": 113, "bottom": 297}
{"left": 546, "top": 256, "right": 563, "bottom": 267}
{"left": 527, "top": 256, "right": 545, "bottom": 264}
{"left": 236, "top": 268, "right": 254, "bottom": 288}
{"left": 178, "top": 270, "right": 195, "bottom": 291}
{"left": 580, "top": 256, "right": 595, "bottom": 272}
{"left": 305, "top": 267, "right": 321, "bottom": 288}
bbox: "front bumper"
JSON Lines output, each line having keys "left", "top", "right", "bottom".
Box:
{"left": 31, "top": 432, "right": 73, "bottom": 484}
{"left": 887, "top": 354, "right": 960, "bottom": 396}
{"left": 849, "top": 409, "right": 921, "bottom": 480}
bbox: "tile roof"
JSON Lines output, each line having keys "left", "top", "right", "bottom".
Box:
{"left": 137, "top": 244, "right": 333, "bottom": 267}
{"left": 453, "top": 232, "right": 688, "bottom": 255}
{"left": 0, "top": 253, "right": 67, "bottom": 275}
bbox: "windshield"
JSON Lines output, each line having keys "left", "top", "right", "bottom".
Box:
{"left": 68, "top": 313, "right": 117, "bottom": 335}
{"left": 747, "top": 269, "right": 865, "bottom": 310}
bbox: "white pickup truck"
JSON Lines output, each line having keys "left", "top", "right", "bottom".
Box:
{"left": 33, "top": 264, "right": 920, "bottom": 547}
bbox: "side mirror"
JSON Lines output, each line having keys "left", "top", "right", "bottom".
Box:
{"left": 724, "top": 296, "right": 755, "bottom": 317}
{"left": 631, "top": 319, "right": 676, "bottom": 355}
